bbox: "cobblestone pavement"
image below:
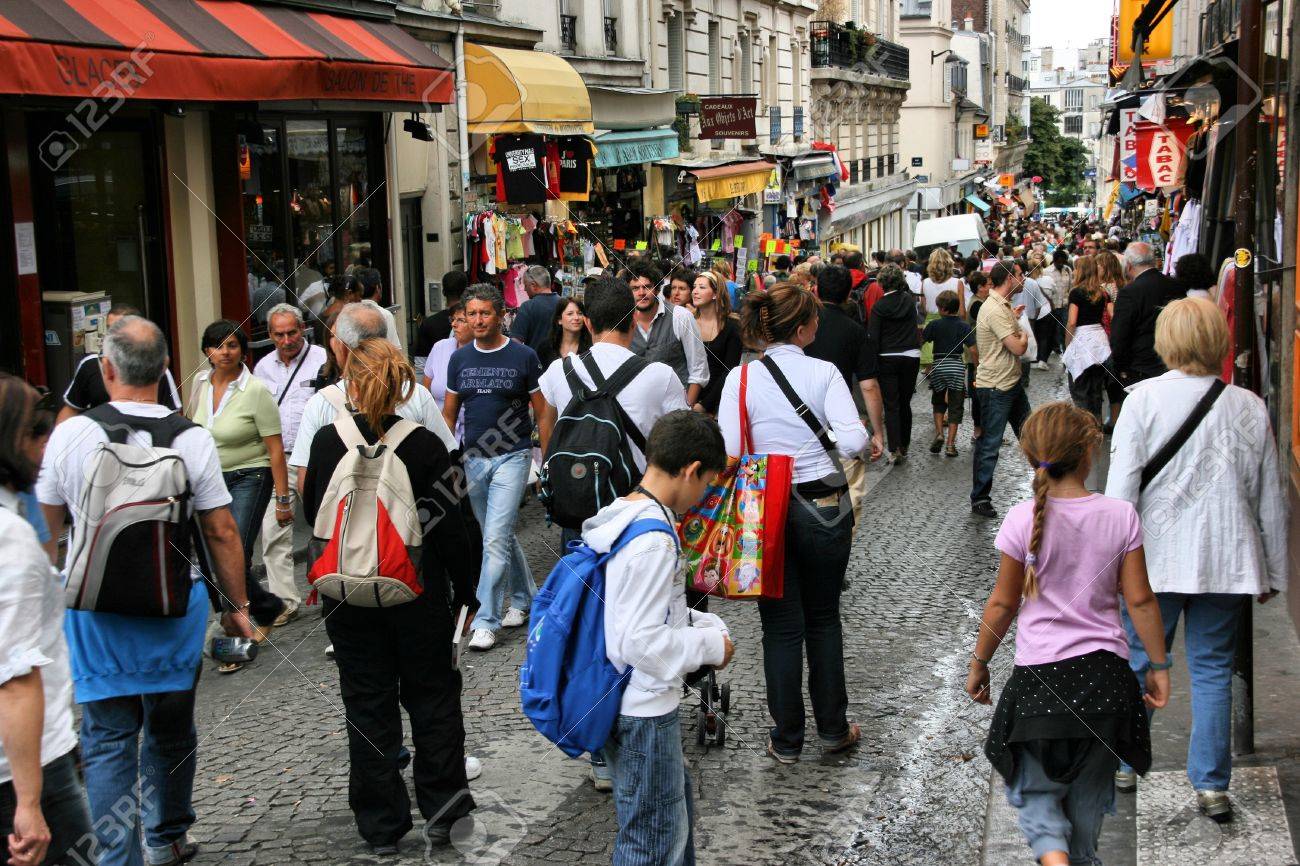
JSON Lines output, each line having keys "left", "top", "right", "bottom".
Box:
{"left": 185, "top": 368, "right": 1071, "bottom": 866}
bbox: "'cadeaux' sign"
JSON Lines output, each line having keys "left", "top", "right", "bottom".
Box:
{"left": 698, "top": 97, "right": 758, "bottom": 140}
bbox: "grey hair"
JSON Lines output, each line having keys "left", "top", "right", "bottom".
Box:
{"left": 524, "top": 265, "right": 551, "bottom": 290}
{"left": 463, "top": 284, "right": 504, "bottom": 315}
{"left": 265, "top": 303, "right": 304, "bottom": 328}
{"left": 102, "top": 316, "right": 168, "bottom": 387}
{"left": 334, "top": 301, "right": 387, "bottom": 349}
{"left": 1124, "top": 242, "right": 1157, "bottom": 271}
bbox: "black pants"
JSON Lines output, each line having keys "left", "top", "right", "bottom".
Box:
{"left": 323, "top": 592, "right": 473, "bottom": 846}
{"left": 1069, "top": 365, "right": 1106, "bottom": 422}
{"left": 757, "top": 498, "right": 852, "bottom": 754}
{"left": 877, "top": 355, "right": 920, "bottom": 453}
{"left": 0, "top": 753, "right": 93, "bottom": 865}
{"left": 1032, "top": 315, "right": 1056, "bottom": 363}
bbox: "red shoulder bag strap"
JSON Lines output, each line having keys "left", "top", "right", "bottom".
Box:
{"left": 738, "top": 362, "right": 753, "bottom": 456}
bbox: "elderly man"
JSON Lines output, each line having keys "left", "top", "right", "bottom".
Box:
{"left": 253, "top": 303, "right": 327, "bottom": 625}
{"left": 1110, "top": 242, "right": 1187, "bottom": 386}
{"left": 37, "top": 316, "right": 253, "bottom": 866}
{"left": 508, "top": 265, "right": 561, "bottom": 356}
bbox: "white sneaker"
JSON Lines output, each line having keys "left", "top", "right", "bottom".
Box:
{"left": 465, "top": 756, "right": 483, "bottom": 781}
{"left": 501, "top": 608, "right": 529, "bottom": 628}
{"left": 1034, "top": 361, "right": 1049, "bottom": 371}
{"left": 468, "top": 629, "right": 496, "bottom": 651}
{"left": 325, "top": 643, "right": 335, "bottom": 659}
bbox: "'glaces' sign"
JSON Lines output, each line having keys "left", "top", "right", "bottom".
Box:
{"left": 698, "top": 97, "right": 758, "bottom": 140}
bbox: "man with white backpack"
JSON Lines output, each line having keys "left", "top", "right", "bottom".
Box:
{"left": 36, "top": 316, "right": 254, "bottom": 866}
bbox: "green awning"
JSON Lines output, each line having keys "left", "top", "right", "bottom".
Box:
{"left": 593, "top": 128, "right": 680, "bottom": 169}
{"left": 965, "top": 194, "right": 991, "bottom": 212}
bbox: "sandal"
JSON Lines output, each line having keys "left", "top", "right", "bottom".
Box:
{"left": 945, "top": 445, "right": 958, "bottom": 458}
{"left": 217, "top": 661, "right": 245, "bottom": 675}
{"left": 823, "top": 722, "right": 861, "bottom": 754}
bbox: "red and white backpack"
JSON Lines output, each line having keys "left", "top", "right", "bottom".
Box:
{"left": 307, "top": 393, "right": 424, "bottom": 607}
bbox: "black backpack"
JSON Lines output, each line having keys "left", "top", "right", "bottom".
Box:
{"left": 540, "top": 352, "right": 649, "bottom": 530}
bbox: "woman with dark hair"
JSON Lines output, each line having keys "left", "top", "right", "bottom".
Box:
{"left": 189, "top": 320, "right": 288, "bottom": 670}
{"left": 865, "top": 264, "right": 922, "bottom": 462}
{"left": 1174, "top": 252, "right": 1217, "bottom": 300}
{"left": 539, "top": 297, "right": 592, "bottom": 369}
{"left": 717, "top": 283, "right": 869, "bottom": 764}
{"left": 691, "top": 271, "right": 741, "bottom": 415}
{"left": 0, "top": 374, "right": 94, "bottom": 866}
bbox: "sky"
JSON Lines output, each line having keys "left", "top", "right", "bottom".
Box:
{"left": 1030, "top": 0, "right": 1114, "bottom": 67}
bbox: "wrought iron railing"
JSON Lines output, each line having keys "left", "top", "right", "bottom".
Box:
{"left": 560, "top": 15, "right": 577, "bottom": 52}
{"left": 1199, "top": 0, "right": 1240, "bottom": 53}
{"left": 604, "top": 17, "right": 618, "bottom": 54}
{"left": 1006, "top": 72, "right": 1029, "bottom": 93}
{"left": 809, "top": 21, "right": 910, "bottom": 81}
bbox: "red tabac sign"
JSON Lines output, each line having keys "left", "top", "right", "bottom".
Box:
{"left": 698, "top": 97, "right": 758, "bottom": 140}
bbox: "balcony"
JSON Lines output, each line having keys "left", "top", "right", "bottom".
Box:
{"left": 1200, "top": 0, "right": 1240, "bottom": 53}
{"left": 604, "top": 16, "right": 618, "bottom": 55}
{"left": 1006, "top": 72, "right": 1029, "bottom": 93}
{"left": 560, "top": 14, "right": 577, "bottom": 53}
{"left": 810, "top": 21, "right": 910, "bottom": 82}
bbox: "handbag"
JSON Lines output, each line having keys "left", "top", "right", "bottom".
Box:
{"left": 1139, "top": 378, "right": 1227, "bottom": 493}
{"left": 678, "top": 363, "right": 791, "bottom": 600}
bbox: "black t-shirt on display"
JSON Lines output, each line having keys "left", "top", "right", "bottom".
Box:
{"left": 556, "top": 136, "right": 593, "bottom": 195}
{"left": 495, "top": 134, "right": 550, "bottom": 204}
{"left": 1068, "top": 288, "right": 1107, "bottom": 327}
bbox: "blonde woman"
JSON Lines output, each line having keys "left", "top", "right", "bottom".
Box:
{"left": 1107, "top": 299, "right": 1286, "bottom": 821}
{"left": 920, "top": 249, "right": 962, "bottom": 370}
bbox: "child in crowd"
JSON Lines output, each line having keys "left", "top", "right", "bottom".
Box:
{"left": 966, "top": 402, "right": 1170, "bottom": 866}
{"left": 582, "top": 410, "right": 734, "bottom": 865}
{"left": 922, "top": 290, "right": 976, "bottom": 457}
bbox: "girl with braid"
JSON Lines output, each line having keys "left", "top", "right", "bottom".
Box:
{"left": 965, "top": 402, "right": 1170, "bottom": 866}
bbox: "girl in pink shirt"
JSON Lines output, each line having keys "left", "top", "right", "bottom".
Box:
{"left": 966, "top": 402, "right": 1170, "bottom": 866}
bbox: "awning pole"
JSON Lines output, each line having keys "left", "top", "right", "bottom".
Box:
{"left": 455, "top": 23, "right": 470, "bottom": 269}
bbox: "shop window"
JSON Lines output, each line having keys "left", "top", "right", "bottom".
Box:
{"left": 286, "top": 120, "right": 334, "bottom": 299}
{"left": 242, "top": 124, "right": 288, "bottom": 322}
{"left": 560, "top": 0, "right": 578, "bottom": 53}
{"left": 335, "top": 122, "right": 376, "bottom": 277}
{"left": 604, "top": 0, "right": 618, "bottom": 54}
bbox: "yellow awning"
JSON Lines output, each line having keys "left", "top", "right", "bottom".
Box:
{"left": 465, "top": 43, "right": 593, "bottom": 135}
{"left": 689, "top": 162, "right": 777, "bottom": 202}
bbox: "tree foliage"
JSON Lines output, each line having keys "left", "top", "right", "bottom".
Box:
{"left": 1024, "top": 97, "right": 1091, "bottom": 206}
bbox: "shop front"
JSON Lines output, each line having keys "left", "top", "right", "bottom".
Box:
{"left": 460, "top": 42, "right": 596, "bottom": 301}
{"left": 0, "top": 0, "right": 453, "bottom": 387}
{"left": 653, "top": 158, "right": 776, "bottom": 280}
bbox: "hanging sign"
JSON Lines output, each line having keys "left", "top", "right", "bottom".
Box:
{"left": 1135, "top": 118, "right": 1194, "bottom": 191}
{"left": 1119, "top": 106, "right": 1141, "bottom": 183}
{"left": 697, "top": 97, "right": 758, "bottom": 140}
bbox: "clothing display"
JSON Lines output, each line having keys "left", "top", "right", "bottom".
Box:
{"left": 492, "top": 134, "right": 550, "bottom": 205}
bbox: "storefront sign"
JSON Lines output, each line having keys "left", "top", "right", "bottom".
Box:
{"left": 1135, "top": 118, "right": 1194, "bottom": 191}
{"left": 594, "top": 132, "right": 679, "bottom": 169}
{"left": 998, "top": 173, "right": 1015, "bottom": 188}
{"left": 974, "top": 123, "right": 990, "bottom": 139}
{"left": 697, "top": 97, "right": 758, "bottom": 140}
{"left": 1119, "top": 107, "right": 1140, "bottom": 183}
{"left": 763, "top": 165, "right": 783, "bottom": 205}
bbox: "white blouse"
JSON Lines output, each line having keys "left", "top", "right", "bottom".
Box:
{"left": 717, "top": 343, "right": 868, "bottom": 483}
{"left": 1105, "top": 370, "right": 1288, "bottom": 595}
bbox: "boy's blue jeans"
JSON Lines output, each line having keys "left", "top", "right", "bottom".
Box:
{"left": 605, "top": 711, "right": 695, "bottom": 866}
{"left": 465, "top": 450, "right": 535, "bottom": 631}
{"left": 79, "top": 685, "right": 199, "bottom": 866}
{"left": 1120, "top": 592, "right": 1247, "bottom": 790}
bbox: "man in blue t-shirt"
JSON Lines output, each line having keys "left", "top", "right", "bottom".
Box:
{"left": 444, "top": 285, "right": 546, "bottom": 651}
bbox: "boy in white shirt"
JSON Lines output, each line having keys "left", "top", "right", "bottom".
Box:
{"left": 581, "top": 411, "right": 733, "bottom": 864}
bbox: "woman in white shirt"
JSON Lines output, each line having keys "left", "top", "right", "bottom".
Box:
{"left": 0, "top": 375, "right": 92, "bottom": 866}
{"left": 717, "top": 283, "right": 869, "bottom": 764}
{"left": 920, "top": 249, "right": 963, "bottom": 370}
{"left": 1106, "top": 298, "right": 1287, "bottom": 821}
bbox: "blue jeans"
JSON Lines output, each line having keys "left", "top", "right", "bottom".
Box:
{"left": 0, "top": 751, "right": 93, "bottom": 865}
{"left": 79, "top": 684, "right": 200, "bottom": 866}
{"left": 1121, "top": 592, "right": 1247, "bottom": 790}
{"left": 222, "top": 467, "right": 283, "bottom": 626}
{"left": 605, "top": 712, "right": 695, "bottom": 866}
{"left": 1008, "top": 743, "right": 1117, "bottom": 865}
{"left": 465, "top": 451, "right": 535, "bottom": 631}
{"left": 970, "top": 384, "right": 1032, "bottom": 504}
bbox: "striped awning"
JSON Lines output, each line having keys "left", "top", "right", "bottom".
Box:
{"left": 0, "top": 1, "right": 453, "bottom": 105}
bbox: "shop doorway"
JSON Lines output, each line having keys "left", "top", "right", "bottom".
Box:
{"left": 29, "top": 116, "right": 168, "bottom": 324}
{"left": 400, "top": 196, "right": 426, "bottom": 324}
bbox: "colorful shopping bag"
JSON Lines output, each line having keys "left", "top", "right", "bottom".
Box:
{"left": 678, "top": 364, "right": 791, "bottom": 599}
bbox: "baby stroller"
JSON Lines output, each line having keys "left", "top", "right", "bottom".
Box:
{"left": 689, "top": 667, "right": 730, "bottom": 747}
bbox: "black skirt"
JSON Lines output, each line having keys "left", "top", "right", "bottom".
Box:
{"left": 985, "top": 650, "right": 1152, "bottom": 785}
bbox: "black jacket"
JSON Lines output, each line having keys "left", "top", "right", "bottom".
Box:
{"left": 1109, "top": 268, "right": 1187, "bottom": 381}
{"left": 865, "top": 290, "right": 922, "bottom": 363}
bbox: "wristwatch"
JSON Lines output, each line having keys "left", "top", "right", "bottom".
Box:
{"left": 275, "top": 494, "right": 293, "bottom": 505}
{"left": 1148, "top": 658, "right": 1174, "bottom": 671}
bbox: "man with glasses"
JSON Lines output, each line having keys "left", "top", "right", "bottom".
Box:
{"left": 253, "top": 304, "right": 327, "bottom": 625}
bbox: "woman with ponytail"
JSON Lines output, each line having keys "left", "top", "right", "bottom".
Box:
{"left": 301, "top": 338, "right": 479, "bottom": 855}
{"left": 967, "top": 401, "right": 1170, "bottom": 866}
{"left": 718, "top": 282, "right": 869, "bottom": 764}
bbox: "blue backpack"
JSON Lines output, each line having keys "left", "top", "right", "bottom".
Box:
{"left": 520, "top": 518, "right": 677, "bottom": 757}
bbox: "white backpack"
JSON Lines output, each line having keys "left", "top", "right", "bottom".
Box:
{"left": 307, "top": 391, "right": 424, "bottom": 607}
{"left": 64, "top": 406, "right": 196, "bottom": 617}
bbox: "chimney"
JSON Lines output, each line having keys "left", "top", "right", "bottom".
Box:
{"left": 964, "top": 15, "right": 974, "bottom": 30}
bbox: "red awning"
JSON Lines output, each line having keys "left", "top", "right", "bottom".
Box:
{"left": 0, "top": 0, "right": 453, "bottom": 105}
